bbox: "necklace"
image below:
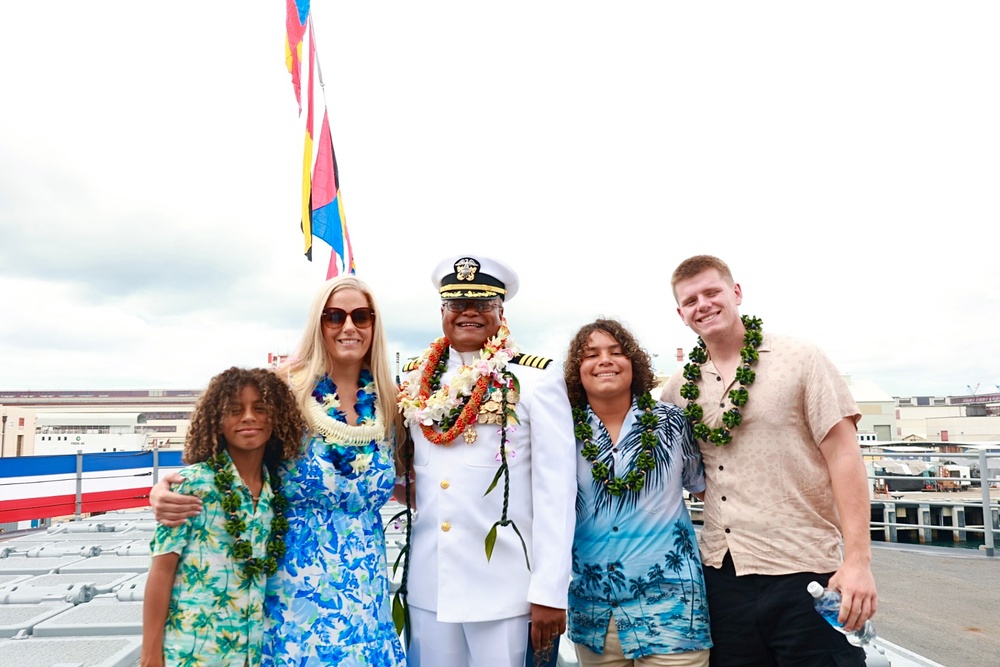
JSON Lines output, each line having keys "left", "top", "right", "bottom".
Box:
{"left": 308, "top": 370, "right": 382, "bottom": 476}
{"left": 211, "top": 452, "right": 288, "bottom": 581}
{"left": 399, "top": 323, "right": 518, "bottom": 446}
{"left": 679, "top": 315, "right": 763, "bottom": 446}
{"left": 574, "top": 392, "right": 658, "bottom": 496}
{"left": 398, "top": 321, "right": 530, "bottom": 570}
{"left": 305, "top": 369, "right": 384, "bottom": 446}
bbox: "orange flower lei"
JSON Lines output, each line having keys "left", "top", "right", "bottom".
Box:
{"left": 415, "top": 337, "right": 493, "bottom": 445}
{"left": 401, "top": 324, "right": 515, "bottom": 446}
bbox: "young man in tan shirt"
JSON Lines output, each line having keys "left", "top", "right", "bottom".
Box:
{"left": 661, "top": 255, "right": 877, "bottom": 666}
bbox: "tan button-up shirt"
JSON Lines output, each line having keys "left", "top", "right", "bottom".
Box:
{"left": 661, "top": 333, "right": 860, "bottom": 576}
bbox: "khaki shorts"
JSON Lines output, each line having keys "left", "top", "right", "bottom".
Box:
{"left": 574, "top": 616, "right": 710, "bottom": 667}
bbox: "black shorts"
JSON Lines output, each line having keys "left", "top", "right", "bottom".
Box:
{"left": 703, "top": 552, "right": 867, "bottom": 667}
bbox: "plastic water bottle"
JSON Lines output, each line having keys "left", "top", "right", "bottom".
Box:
{"left": 807, "top": 581, "right": 877, "bottom": 647}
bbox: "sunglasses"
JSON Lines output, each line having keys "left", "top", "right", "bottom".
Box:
{"left": 443, "top": 299, "right": 501, "bottom": 313}
{"left": 321, "top": 307, "right": 375, "bottom": 329}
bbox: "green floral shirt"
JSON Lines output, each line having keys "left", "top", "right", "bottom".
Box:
{"left": 150, "top": 453, "right": 274, "bottom": 666}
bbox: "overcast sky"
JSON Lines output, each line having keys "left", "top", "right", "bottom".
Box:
{"left": 1, "top": 2, "right": 997, "bottom": 398}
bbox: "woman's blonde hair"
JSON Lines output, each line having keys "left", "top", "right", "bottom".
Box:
{"left": 283, "top": 276, "right": 398, "bottom": 444}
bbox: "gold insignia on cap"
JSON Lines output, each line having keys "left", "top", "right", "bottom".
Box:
{"left": 455, "top": 258, "right": 479, "bottom": 282}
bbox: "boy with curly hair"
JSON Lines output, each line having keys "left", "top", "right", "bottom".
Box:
{"left": 141, "top": 367, "right": 304, "bottom": 667}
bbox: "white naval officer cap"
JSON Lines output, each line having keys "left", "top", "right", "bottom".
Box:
{"left": 431, "top": 255, "right": 519, "bottom": 302}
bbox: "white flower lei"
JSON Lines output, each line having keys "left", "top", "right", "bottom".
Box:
{"left": 303, "top": 378, "right": 386, "bottom": 447}
{"left": 399, "top": 324, "right": 518, "bottom": 429}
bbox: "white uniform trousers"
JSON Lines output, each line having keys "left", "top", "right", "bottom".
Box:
{"left": 409, "top": 606, "right": 529, "bottom": 667}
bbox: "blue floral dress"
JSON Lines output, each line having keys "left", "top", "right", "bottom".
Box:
{"left": 262, "top": 371, "right": 405, "bottom": 666}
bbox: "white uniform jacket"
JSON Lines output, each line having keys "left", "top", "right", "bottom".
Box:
{"left": 406, "top": 348, "right": 577, "bottom": 623}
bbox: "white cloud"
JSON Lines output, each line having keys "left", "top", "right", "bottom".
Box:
{"left": 1, "top": 2, "right": 998, "bottom": 397}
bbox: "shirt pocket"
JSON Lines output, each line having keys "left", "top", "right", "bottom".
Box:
{"left": 412, "top": 432, "right": 431, "bottom": 467}
{"left": 463, "top": 427, "right": 527, "bottom": 469}
{"left": 463, "top": 439, "right": 504, "bottom": 468}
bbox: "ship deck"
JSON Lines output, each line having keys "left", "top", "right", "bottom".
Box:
{"left": 1, "top": 506, "right": 996, "bottom": 666}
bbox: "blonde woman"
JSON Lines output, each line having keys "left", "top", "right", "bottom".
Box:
{"left": 151, "top": 276, "right": 406, "bottom": 666}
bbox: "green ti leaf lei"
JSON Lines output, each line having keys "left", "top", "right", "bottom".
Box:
{"left": 482, "top": 380, "right": 530, "bottom": 571}
{"left": 680, "top": 315, "right": 763, "bottom": 446}
{"left": 212, "top": 452, "right": 289, "bottom": 581}
{"left": 574, "top": 392, "right": 658, "bottom": 496}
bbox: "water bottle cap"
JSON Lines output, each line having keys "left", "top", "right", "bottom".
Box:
{"left": 806, "top": 581, "right": 824, "bottom": 598}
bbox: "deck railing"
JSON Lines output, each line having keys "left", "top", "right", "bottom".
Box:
{"left": 860, "top": 443, "right": 999, "bottom": 557}
{"left": 0, "top": 449, "right": 184, "bottom": 527}
{"left": 684, "top": 443, "right": 999, "bottom": 558}
{"left": 3, "top": 445, "right": 998, "bottom": 558}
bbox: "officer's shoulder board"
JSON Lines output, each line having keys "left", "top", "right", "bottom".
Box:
{"left": 509, "top": 353, "right": 553, "bottom": 369}
{"left": 401, "top": 359, "right": 420, "bottom": 373}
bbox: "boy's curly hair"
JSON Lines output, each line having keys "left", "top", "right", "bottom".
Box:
{"left": 184, "top": 367, "right": 305, "bottom": 470}
{"left": 563, "top": 319, "right": 656, "bottom": 407}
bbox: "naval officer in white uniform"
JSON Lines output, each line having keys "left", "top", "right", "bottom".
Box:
{"left": 398, "top": 255, "right": 576, "bottom": 667}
